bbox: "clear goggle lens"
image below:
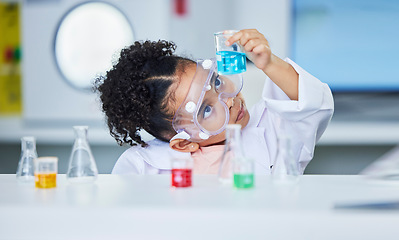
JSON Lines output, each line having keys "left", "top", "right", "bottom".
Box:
{"left": 172, "top": 59, "right": 243, "bottom": 142}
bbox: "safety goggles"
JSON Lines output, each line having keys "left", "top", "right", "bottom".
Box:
{"left": 171, "top": 58, "right": 243, "bottom": 142}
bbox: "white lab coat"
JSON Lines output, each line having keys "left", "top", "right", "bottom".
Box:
{"left": 112, "top": 59, "right": 334, "bottom": 175}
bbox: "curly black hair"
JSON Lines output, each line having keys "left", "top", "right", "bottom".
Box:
{"left": 95, "top": 40, "right": 194, "bottom": 147}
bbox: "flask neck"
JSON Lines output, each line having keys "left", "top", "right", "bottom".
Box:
{"left": 277, "top": 135, "right": 292, "bottom": 156}
{"left": 73, "top": 126, "right": 88, "bottom": 141}
{"left": 21, "top": 137, "right": 37, "bottom": 153}
{"left": 225, "top": 125, "right": 245, "bottom": 158}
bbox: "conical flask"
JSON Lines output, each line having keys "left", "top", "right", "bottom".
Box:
{"left": 16, "top": 136, "right": 37, "bottom": 183}
{"left": 218, "top": 124, "right": 254, "bottom": 188}
{"left": 66, "top": 126, "right": 98, "bottom": 183}
{"left": 272, "top": 134, "right": 300, "bottom": 184}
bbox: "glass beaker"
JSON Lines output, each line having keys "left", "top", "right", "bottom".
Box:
{"left": 219, "top": 124, "right": 254, "bottom": 188}
{"left": 272, "top": 134, "right": 300, "bottom": 184}
{"left": 171, "top": 157, "right": 193, "bottom": 188}
{"left": 66, "top": 126, "right": 98, "bottom": 183}
{"left": 34, "top": 157, "right": 58, "bottom": 188}
{"left": 16, "top": 136, "right": 37, "bottom": 183}
{"left": 214, "top": 30, "right": 247, "bottom": 75}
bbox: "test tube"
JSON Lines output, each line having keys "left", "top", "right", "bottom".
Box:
{"left": 34, "top": 157, "right": 58, "bottom": 188}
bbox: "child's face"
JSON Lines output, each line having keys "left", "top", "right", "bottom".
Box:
{"left": 171, "top": 64, "right": 250, "bottom": 146}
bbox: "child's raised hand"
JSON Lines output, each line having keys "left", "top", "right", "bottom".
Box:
{"left": 225, "top": 29, "right": 272, "bottom": 72}
{"left": 226, "top": 29, "right": 299, "bottom": 101}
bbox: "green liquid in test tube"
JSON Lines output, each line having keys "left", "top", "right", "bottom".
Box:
{"left": 234, "top": 173, "right": 254, "bottom": 189}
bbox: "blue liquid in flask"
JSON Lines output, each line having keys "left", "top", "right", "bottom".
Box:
{"left": 216, "top": 51, "right": 246, "bottom": 75}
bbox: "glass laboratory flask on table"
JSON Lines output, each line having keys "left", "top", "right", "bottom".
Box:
{"left": 218, "top": 124, "right": 254, "bottom": 188}
{"left": 16, "top": 136, "right": 37, "bottom": 183}
{"left": 272, "top": 134, "right": 300, "bottom": 184}
{"left": 66, "top": 126, "right": 98, "bottom": 183}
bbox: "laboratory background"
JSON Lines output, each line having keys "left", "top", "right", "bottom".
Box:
{"left": 1, "top": 0, "right": 399, "bottom": 175}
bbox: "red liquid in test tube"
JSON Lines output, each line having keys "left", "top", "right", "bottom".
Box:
{"left": 171, "top": 168, "right": 192, "bottom": 187}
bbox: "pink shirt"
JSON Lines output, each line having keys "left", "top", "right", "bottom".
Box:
{"left": 191, "top": 145, "right": 225, "bottom": 174}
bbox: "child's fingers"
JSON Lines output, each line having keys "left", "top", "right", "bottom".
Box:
{"left": 239, "top": 29, "right": 261, "bottom": 46}
{"left": 225, "top": 31, "right": 243, "bottom": 46}
{"left": 226, "top": 29, "right": 263, "bottom": 47}
{"left": 243, "top": 39, "right": 264, "bottom": 53}
{"left": 252, "top": 43, "right": 269, "bottom": 55}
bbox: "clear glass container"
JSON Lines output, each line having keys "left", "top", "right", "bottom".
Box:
{"left": 16, "top": 136, "right": 37, "bottom": 183}
{"left": 171, "top": 157, "right": 193, "bottom": 188}
{"left": 66, "top": 126, "right": 98, "bottom": 183}
{"left": 272, "top": 134, "right": 300, "bottom": 184}
{"left": 219, "top": 124, "right": 254, "bottom": 188}
{"left": 34, "top": 157, "right": 58, "bottom": 188}
{"left": 214, "top": 30, "right": 247, "bottom": 75}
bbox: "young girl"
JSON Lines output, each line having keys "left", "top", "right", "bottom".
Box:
{"left": 95, "top": 29, "right": 334, "bottom": 175}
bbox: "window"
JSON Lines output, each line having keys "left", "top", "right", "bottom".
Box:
{"left": 54, "top": 2, "right": 134, "bottom": 90}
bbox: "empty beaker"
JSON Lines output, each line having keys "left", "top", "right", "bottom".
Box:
{"left": 16, "top": 136, "right": 37, "bottom": 183}
{"left": 34, "top": 157, "right": 58, "bottom": 188}
{"left": 214, "top": 30, "right": 247, "bottom": 75}
{"left": 66, "top": 126, "right": 98, "bottom": 183}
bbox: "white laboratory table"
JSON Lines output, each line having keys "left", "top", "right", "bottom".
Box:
{"left": 1, "top": 174, "right": 399, "bottom": 240}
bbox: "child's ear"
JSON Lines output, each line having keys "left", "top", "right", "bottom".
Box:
{"left": 169, "top": 139, "right": 199, "bottom": 153}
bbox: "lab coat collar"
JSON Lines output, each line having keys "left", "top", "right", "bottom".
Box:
{"left": 140, "top": 139, "right": 190, "bottom": 170}
{"left": 247, "top": 100, "right": 266, "bottom": 128}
